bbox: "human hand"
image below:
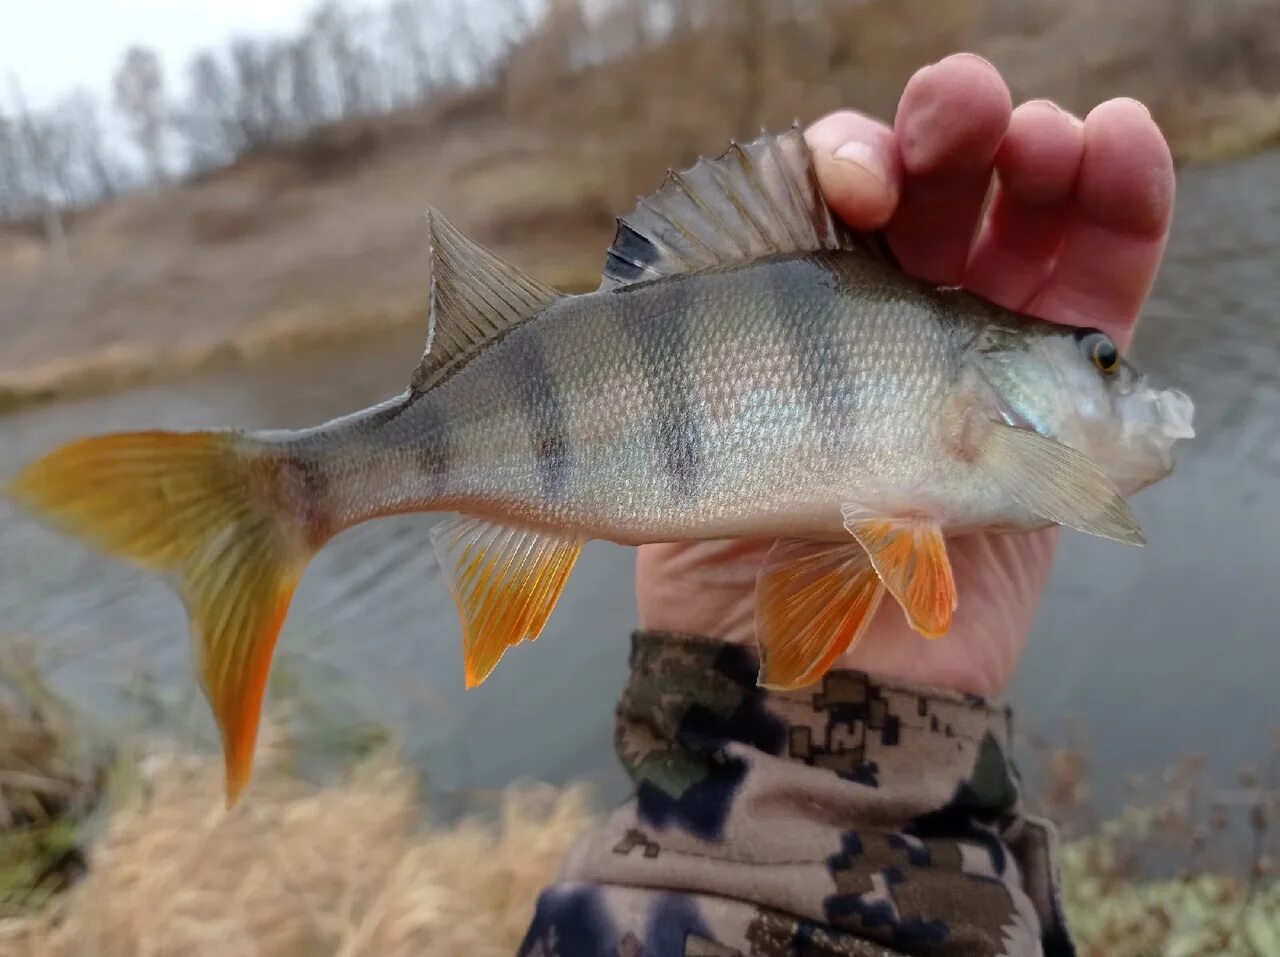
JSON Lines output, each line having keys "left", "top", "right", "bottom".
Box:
{"left": 635, "top": 53, "right": 1176, "bottom": 698}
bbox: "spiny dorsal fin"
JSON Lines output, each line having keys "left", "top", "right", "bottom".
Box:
{"left": 599, "top": 125, "right": 896, "bottom": 291}
{"left": 413, "top": 208, "right": 564, "bottom": 392}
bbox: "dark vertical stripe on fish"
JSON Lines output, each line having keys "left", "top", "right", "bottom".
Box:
{"left": 789, "top": 256, "right": 850, "bottom": 449}
{"left": 503, "top": 331, "right": 570, "bottom": 500}
{"left": 276, "top": 453, "right": 332, "bottom": 545}
{"left": 412, "top": 397, "right": 453, "bottom": 499}
{"left": 618, "top": 278, "right": 703, "bottom": 502}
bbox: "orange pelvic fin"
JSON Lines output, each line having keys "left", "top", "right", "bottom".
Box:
{"left": 8, "top": 431, "right": 313, "bottom": 805}
{"left": 754, "top": 538, "right": 885, "bottom": 690}
{"left": 430, "top": 517, "right": 582, "bottom": 688}
{"left": 842, "top": 509, "right": 957, "bottom": 639}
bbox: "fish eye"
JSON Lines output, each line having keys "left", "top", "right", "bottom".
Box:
{"left": 1076, "top": 329, "right": 1119, "bottom": 376}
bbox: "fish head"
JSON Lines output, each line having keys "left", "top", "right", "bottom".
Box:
{"left": 973, "top": 324, "right": 1195, "bottom": 494}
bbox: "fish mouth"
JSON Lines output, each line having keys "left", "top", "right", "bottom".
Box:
{"left": 1115, "top": 386, "right": 1195, "bottom": 490}
{"left": 1124, "top": 386, "right": 1196, "bottom": 444}
{"left": 1155, "top": 388, "right": 1196, "bottom": 440}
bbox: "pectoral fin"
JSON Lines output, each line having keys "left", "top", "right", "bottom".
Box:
{"left": 755, "top": 538, "right": 885, "bottom": 690}
{"left": 430, "top": 517, "right": 582, "bottom": 687}
{"left": 842, "top": 510, "right": 957, "bottom": 639}
{"left": 978, "top": 421, "right": 1144, "bottom": 545}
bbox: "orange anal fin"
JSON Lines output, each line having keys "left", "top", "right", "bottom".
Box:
{"left": 431, "top": 517, "right": 582, "bottom": 688}
{"left": 842, "top": 509, "right": 956, "bottom": 639}
{"left": 755, "top": 538, "right": 885, "bottom": 690}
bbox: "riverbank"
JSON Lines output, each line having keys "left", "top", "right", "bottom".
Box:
{"left": 3, "top": 0, "right": 1280, "bottom": 413}
{"left": 0, "top": 111, "right": 613, "bottom": 412}
{"left": 5, "top": 108, "right": 1279, "bottom": 416}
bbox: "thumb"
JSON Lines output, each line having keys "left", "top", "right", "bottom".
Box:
{"left": 805, "top": 110, "right": 902, "bottom": 230}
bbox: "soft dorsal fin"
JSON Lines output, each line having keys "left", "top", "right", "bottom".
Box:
{"left": 412, "top": 208, "right": 564, "bottom": 392}
{"left": 599, "top": 125, "right": 896, "bottom": 291}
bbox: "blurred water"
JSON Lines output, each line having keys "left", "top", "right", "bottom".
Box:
{"left": 1, "top": 150, "right": 1277, "bottom": 811}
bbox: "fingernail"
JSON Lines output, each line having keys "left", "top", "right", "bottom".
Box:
{"left": 1125, "top": 97, "right": 1153, "bottom": 120}
{"left": 950, "top": 52, "right": 997, "bottom": 71}
{"left": 1024, "top": 98, "right": 1084, "bottom": 128}
{"left": 1094, "top": 97, "right": 1152, "bottom": 121}
{"left": 832, "top": 140, "right": 885, "bottom": 184}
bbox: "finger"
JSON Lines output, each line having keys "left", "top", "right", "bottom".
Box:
{"left": 805, "top": 110, "right": 900, "bottom": 230}
{"left": 965, "top": 100, "right": 1086, "bottom": 309}
{"left": 1025, "top": 98, "right": 1175, "bottom": 350}
{"left": 887, "top": 54, "right": 1013, "bottom": 283}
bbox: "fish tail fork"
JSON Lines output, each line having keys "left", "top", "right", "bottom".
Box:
{"left": 7, "top": 430, "right": 318, "bottom": 805}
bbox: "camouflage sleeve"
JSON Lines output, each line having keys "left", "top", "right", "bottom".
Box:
{"left": 517, "top": 632, "right": 1076, "bottom": 957}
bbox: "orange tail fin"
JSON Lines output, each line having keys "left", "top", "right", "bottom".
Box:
{"left": 8, "top": 431, "right": 315, "bottom": 805}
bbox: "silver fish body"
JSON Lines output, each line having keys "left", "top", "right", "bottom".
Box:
{"left": 299, "top": 254, "right": 992, "bottom": 542}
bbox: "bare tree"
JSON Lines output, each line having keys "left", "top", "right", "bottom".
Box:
{"left": 425, "top": 0, "right": 495, "bottom": 88}
{"left": 34, "top": 110, "right": 81, "bottom": 207}
{"left": 229, "top": 37, "right": 292, "bottom": 148}
{"left": 6, "top": 75, "right": 69, "bottom": 265}
{"left": 61, "top": 91, "right": 120, "bottom": 201}
{"left": 113, "top": 46, "right": 169, "bottom": 183}
{"left": 288, "top": 33, "right": 329, "bottom": 128}
{"left": 0, "top": 112, "right": 32, "bottom": 220}
{"left": 178, "top": 51, "right": 241, "bottom": 170}
{"left": 385, "top": 0, "right": 436, "bottom": 104}
{"left": 307, "top": 2, "right": 383, "bottom": 118}
{"left": 178, "top": 36, "right": 318, "bottom": 170}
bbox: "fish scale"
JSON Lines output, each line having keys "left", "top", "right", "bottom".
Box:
{"left": 5, "top": 128, "right": 1193, "bottom": 803}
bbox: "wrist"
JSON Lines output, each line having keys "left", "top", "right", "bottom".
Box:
{"left": 639, "top": 603, "right": 1020, "bottom": 699}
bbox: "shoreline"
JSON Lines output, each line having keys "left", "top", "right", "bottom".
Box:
{"left": 0, "top": 302, "right": 426, "bottom": 417}
{"left": 0, "top": 130, "right": 1276, "bottom": 419}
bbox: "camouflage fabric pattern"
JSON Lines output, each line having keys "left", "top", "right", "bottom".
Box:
{"left": 517, "top": 633, "right": 1075, "bottom": 957}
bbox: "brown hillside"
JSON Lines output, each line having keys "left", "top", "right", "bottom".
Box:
{"left": 1, "top": 0, "right": 1277, "bottom": 405}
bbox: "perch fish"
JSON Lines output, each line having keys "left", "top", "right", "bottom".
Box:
{"left": 7, "top": 128, "right": 1195, "bottom": 802}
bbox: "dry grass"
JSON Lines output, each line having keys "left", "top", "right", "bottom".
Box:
{"left": 1031, "top": 734, "right": 1280, "bottom": 956}
{"left": 0, "top": 650, "right": 106, "bottom": 919}
{"left": 1063, "top": 818, "right": 1280, "bottom": 956}
{"left": 0, "top": 651, "right": 592, "bottom": 956}
{"left": 1, "top": 735, "right": 1276, "bottom": 956}
{"left": 0, "top": 678, "right": 1275, "bottom": 956}
{"left": 507, "top": 0, "right": 1280, "bottom": 164}
{"left": 0, "top": 749, "right": 592, "bottom": 957}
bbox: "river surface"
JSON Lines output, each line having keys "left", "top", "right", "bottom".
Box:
{"left": 2, "top": 150, "right": 1278, "bottom": 814}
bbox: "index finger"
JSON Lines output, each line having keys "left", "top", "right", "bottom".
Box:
{"left": 1022, "top": 98, "right": 1175, "bottom": 351}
